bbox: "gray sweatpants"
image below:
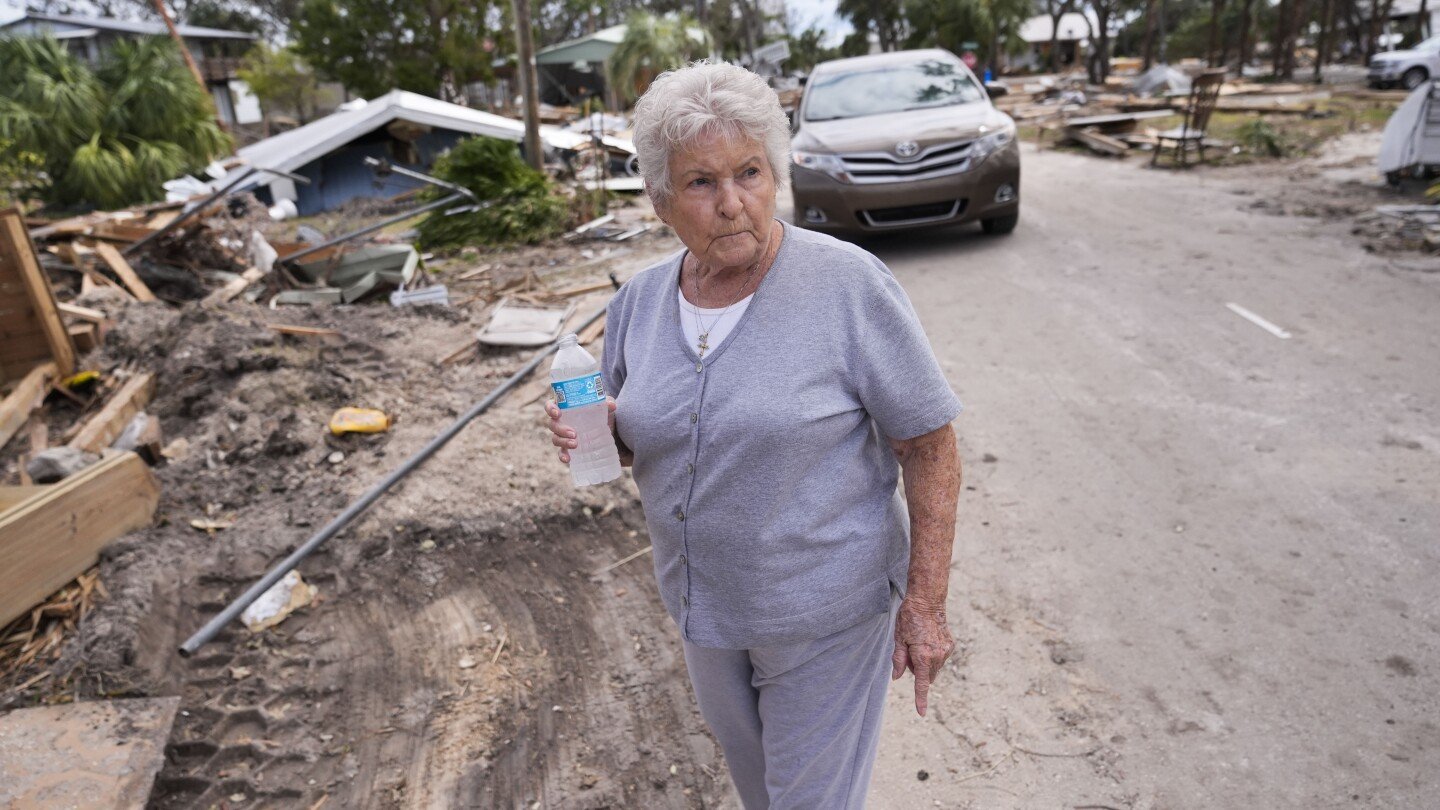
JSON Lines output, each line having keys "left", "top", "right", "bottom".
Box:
{"left": 681, "top": 591, "right": 900, "bottom": 809}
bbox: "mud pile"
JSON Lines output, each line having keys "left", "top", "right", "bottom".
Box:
{"left": 1, "top": 294, "right": 727, "bottom": 808}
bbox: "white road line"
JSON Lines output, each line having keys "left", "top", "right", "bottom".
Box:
{"left": 1226, "top": 302, "right": 1292, "bottom": 340}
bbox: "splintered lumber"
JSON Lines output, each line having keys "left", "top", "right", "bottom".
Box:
{"left": 69, "top": 372, "right": 156, "bottom": 454}
{"left": 0, "top": 698, "right": 179, "bottom": 809}
{"left": 202, "top": 266, "right": 264, "bottom": 306}
{"left": 577, "top": 317, "right": 606, "bottom": 345}
{"left": 0, "top": 361, "right": 57, "bottom": 451}
{"left": 550, "top": 279, "right": 619, "bottom": 298}
{"left": 266, "top": 323, "right": 340, "bottom": 337}
{"left": 67, "top": 323, "right": 99, "bottom": 353}
{"left": 0, "top": 209, "right": 76, "bottom": 380}
{"left": 57, "top": 302, "right": 108, "bottom": 324}
{"left": 93, "top": 242, "right": 156, "bottom": 302}
{"left": 1068, "top": 127, "right": 1130, "bottom": 156}
{"left": 0, "top": 451, "right": 160, "bottom": 627}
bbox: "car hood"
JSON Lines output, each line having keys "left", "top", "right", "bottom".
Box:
{"left": 794, "top": 103, "right": 997, "bottom": 154}
{"left": 1373, "top": 49, "right": 1426, "bottom": 62}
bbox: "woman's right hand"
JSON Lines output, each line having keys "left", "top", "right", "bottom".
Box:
{"left": 545, "top": 396, "right": 618, "bottom": 465}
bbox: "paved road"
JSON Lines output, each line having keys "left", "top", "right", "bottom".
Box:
{"left": 794, "top": 145, "right": 1440, "bottom": 808}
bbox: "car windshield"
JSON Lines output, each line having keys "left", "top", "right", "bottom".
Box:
{"left": 804, "top": 58, "right": 985, "bottom": 122}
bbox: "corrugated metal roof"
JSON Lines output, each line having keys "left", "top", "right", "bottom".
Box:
{"left": 0, "top": 11, "right": 258, "bottom": 40}
{"left": 536, "top": 24, "right": 628, "bottom": 65}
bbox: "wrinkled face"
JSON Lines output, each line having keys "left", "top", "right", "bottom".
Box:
{"left": 655, "top": 131, "right": 777, "bottom": 272}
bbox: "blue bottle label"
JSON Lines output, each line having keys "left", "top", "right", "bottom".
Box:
{"left": 552, "top": 372, "right": 606, "bottom": 409}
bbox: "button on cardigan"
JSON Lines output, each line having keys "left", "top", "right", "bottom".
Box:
{"left": 603, "top": 221, "right": 962, "bottom": 649}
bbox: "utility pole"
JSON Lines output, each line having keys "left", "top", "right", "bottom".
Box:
{"left": 511, "top": 0, "right": 545, "bottom": 173}
{"left": 152, "top": 0, "right": 208, "bottom": 93}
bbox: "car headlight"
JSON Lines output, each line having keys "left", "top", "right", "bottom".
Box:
{"left": 969, "top": 120, "right": 1016, "bottom": 165}
{"left": 793, "top": 150, "right": 851, "bottom": 183}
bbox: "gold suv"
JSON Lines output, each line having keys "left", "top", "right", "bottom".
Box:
{"left": 791, "top": 49, "right": 1020, "bottom": 236}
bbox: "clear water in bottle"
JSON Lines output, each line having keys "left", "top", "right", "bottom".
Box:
{"left": 550, "top": 333, "right": 622, "bottom": 486}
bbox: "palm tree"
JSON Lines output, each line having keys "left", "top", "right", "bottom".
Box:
{"left": 0, "top": 36, "right": 229, "bottom": 209}
{"left": 606, "top": 10, "right": 713, "bottom": 105}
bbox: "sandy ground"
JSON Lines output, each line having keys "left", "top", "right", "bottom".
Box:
{"left": 849, "top": 135, "right": 1440, "bottom": 808}
{"left": 3, "top": 133, "right": 1436, "bottom": 809}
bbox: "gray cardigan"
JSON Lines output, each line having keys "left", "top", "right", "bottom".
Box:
{"left": 603, "top": 221, "right": 962, "bottom": 649}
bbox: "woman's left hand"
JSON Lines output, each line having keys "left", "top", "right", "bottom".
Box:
{"left": 892, "top": 596, "right": 955, "bottom": 717}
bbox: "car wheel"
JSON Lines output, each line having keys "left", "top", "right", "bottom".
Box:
{"left": 1402, "top": 67, "right": 1429, "bottom": 90}
{"left": 981, "top": 213, "right": 1019, "bottom": 235}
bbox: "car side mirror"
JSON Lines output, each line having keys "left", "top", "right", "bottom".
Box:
{"left": 984, "top": 81, "right": 1009, "bottom": 99}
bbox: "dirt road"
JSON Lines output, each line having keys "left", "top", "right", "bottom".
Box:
{"left": 854, "top": 140, "right": 1440, "bottom": 808}
{"left": 8, "top": 138, "right": 1436, "bottom": 810}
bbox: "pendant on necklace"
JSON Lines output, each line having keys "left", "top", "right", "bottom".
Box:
{"left": 697, "top": 332, "right": 710, "bottom": 356}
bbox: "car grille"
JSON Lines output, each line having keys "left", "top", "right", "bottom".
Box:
{"left": 838, "top": 139, "right": 975, "bottom": 184}
{"left": 860, "top": 199, "right": 966, "bottom": 227}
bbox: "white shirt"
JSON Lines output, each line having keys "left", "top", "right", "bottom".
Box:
{"left": 678, "top": 286, "right": 753, "bottom": 356}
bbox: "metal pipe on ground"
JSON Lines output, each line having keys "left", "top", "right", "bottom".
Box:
{"left": 178, "top": 291, "right": 616, "bottom": 657}
{"left": 277, "top": 192, "right": 470, "bottom": 267}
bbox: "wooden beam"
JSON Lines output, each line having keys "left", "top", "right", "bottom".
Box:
{"left": 92, "top": 242, "right": 157, "bottom": 302}
{"left": 57, "top": 302, "right": 108, "bottom": 324}
{"left": 0, "top": 451, "right": 160, "bottom": 627}
{"left": 202, "top": 266, "right": 264, "bottom": 306}
{"left": 266, "top": 323, "right": 340, "bottom": 337}
{"left": 67, "top": 323, "right": 99, "bottom": 353}
{"left": 69, "top": 373, "right": 156, "bottom": 454}
{"left": 0, "top": 209, "right": 76, "bottom": 377}
{"left": 0, "top": 361, "right": 57, "bottom": 452}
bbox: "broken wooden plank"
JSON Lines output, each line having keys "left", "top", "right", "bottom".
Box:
{"left": 0, "top": 210, "right": 76, "bottom": 379}
{"left": 93, "top": 242, "right": 157, "bottom": 302}
{"left": 69, "top": 372, "right": 156, "bottom": 454}
{"left": 202, "top": 266, "right": 265, "bottom": 306}
{"left": 57, "top": 301, "right": 108, "bottom": 324}
{"left": 577, "top": 317, "right": 606, "bottom": 346}
{"left": 68, "top": 323, "right": 99, "bottom": 353}
{"left": 0, "top": 697, "right": 179, "bottom": 809}
{"left": 266, "top": 323, "right": 340, "bottom": 338}
{"left": 0, "top": 361, "right": 57, "bottom": 451}
{"left": 0, "top": 451, "right": 160, "bottom": 627}
{"left": 549, "top": 279, "right": 618, "bottom": 298}
{"left": 1067, "top": 126, "right": 1130, "bottom": 156}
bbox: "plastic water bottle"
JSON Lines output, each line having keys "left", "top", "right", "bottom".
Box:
{"left": 550, "top": 333, "right": 622, "bottom": 486}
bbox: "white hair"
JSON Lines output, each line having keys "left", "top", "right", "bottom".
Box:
{"left": 630, "top": 61, "right": 792, "bottom": 204}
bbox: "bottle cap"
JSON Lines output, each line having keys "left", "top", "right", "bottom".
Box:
{"left": 558, "top": 333, "right": 578, "bottom": 346}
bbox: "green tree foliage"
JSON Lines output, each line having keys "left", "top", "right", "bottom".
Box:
{"left": 0, "top": 137, "right": 45, "bottom": 208}
{"left": 416, "top": 137, "right": 569, "bottom": 248}
{"left": 785, "top": 25, "right": 840, "bottom": 72}
{"left": 606, "top": 10, "right": 713, "bottom": 104}
{"left": 0, "top": 36, "right": 230, "bottom": 210}
{"left": 293, "top": 0, "right": 498, "bottom": 100}
{"left": 237, "top": 43, "right": 323, "bottom": 122}
{"left": 837, "top": 0, "right": 907, "bottom": 51}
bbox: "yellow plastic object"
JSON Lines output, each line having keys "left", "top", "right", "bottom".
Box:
{"left": 329, "top": 407, "right": 391, "bottom": 435}
{"left": 63, "top": 370, "right": 100, "bottom": 388}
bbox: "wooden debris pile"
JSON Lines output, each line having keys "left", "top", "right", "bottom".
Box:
{"left": 1, "top": 209, "right": 163, "bottom": 683}
{"left": 0, "top": 567, "right": 106, "bottom": 686}
{"left": 996, "top": 69, "right": 1346, "bottom": 158}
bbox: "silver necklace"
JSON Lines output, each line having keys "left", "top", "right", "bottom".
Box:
{"left": 687, "top": 260, "right": 758, "bottom": 357}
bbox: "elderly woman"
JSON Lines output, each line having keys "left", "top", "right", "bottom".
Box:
{"left": 545, "top": 62, "right": 962, "bottom": 808}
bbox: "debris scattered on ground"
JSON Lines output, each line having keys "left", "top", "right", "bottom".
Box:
{"left": 329, "top": 407, "right": 392, "bottom": 435}
{"left": 239, "top": 570, "right": 317, "bottom": 632}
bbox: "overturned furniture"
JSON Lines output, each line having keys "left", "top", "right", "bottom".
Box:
{"left": 1153, "top": 70, "right": 1227, "bottom": 168}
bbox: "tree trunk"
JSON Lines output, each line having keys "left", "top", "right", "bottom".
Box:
{"left": 1314, "top": 0, "right": 1335, "bottom": 80}
{"left": 1273, "top": 0, "right": 1290, "bottom": 76}
{"left": 510, "top": 0, "right": 544, "bottom": 171}
{"left": 1237, "top": 0, "right": 1255, "bottom": 70}
{"left": 1208, "top": 0, "right": 1228, "bottom": 66}
{"left": 1141, "top": 0, "right": 1159, "bottom": 69}
{"left": 1049, "top": 9, "right": 1064, "bottom": 72}
{"left": 1422, "top": 0, "right": 1431, "bottom": 38}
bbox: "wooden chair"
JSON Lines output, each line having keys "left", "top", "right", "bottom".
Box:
{"left": 1152, "top": 70, "right": 1227, "bottom": 168}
